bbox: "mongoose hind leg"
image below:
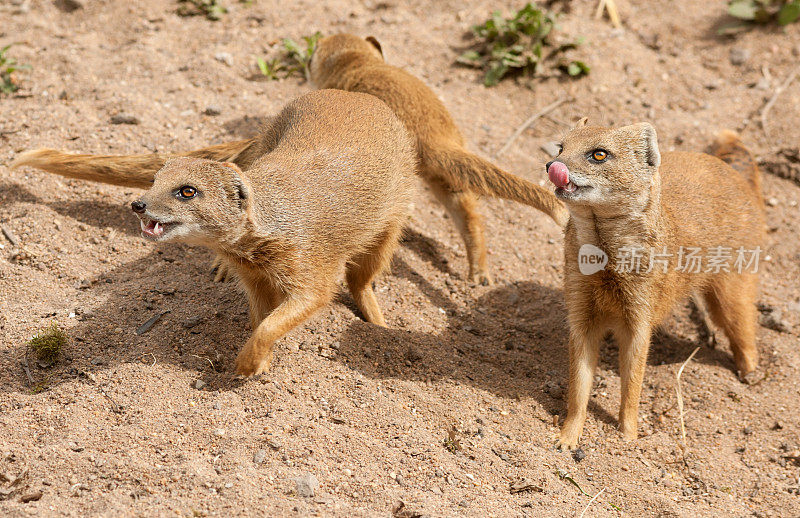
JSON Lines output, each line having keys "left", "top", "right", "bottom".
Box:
{"left": 616, "top": 322, "right": 653, "bottom": 441}
{"left": 428, "top": 180, "right": 491, "bottom": 286}
{"left": 236, "top": 286, "right": 333, "bottom": 377}
{"left": 345, "top": 223, "right": 403, "bottom": 327}
{"left": 702, "top": 274, "right": 759, "bottom": 381}
{"left": 557, "top": 326, "right": 603, "bottom": 450}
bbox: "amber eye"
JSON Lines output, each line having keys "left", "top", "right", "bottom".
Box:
{"left": 177, "top": 186, "right": 197, "bottom": 199}
{"left": 591, "top": 149, "right": 608, "bottom": 162}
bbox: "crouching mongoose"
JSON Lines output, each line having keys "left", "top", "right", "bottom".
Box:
{"left": 15, "top": 90, "right": 418, "bottom": 376}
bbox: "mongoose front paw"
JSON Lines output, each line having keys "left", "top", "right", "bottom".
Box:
{"left": 555, "top": 430, "right": 581, "bottom": 450}
{"left": 470, "top": 270, "right": 493, "bottom": 286}
{"left": 211, "top": 260, "right": 233, "bottom": 283}
{"left": 234, "top": 343, "right": 273, "bottom": 377}
{"left": 738, "top": 369, "right": 762, "bottom": 385}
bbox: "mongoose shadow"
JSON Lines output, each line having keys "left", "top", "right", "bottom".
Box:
{"left": 0, "top": 181, "right": 139, "bottom": 236}
{"left": 0, "top": 243, "right": 248, "bottom": 394}
{"left": 0, "top": 235, "right": 742, "bottom": 401}
{"left": 222, "top": 115, "right": 276, "bottom": 139}
{"left": 399, "top": 228, "right": 459, "bottom": 278}
{"left": 335, "top": 258, "right": 746, "bottom": 422}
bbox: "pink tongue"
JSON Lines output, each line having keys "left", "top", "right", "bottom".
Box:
{"left": 548, "top": 161, "right": 570, "bottom": 188}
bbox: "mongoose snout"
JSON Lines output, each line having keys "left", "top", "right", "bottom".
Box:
{"left": 131, "top": 200, "right": 146, "bottom": 213}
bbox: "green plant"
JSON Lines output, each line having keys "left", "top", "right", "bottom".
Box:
{"left": 282, "top": 31, "right": 322, "bottom": 82}
{"left": 457, "top": 3, "right": 588, "bottom": 86}
{"left": 256, "top": 57, "right": 285, "bottom": 79}
{"left": 254, "top": 31, "right": 322, "bottom": 82}
{"left": 27, "top": 322, "right": 66, "bottom": 366}
{"left": 722, "top": 0, "right": 800, "bottom": 33}
{"left": 177, "top": 0, "right": 227, "bottom": 21}
{"left": 0, "top": 44, "right": 30, "bottom": 95}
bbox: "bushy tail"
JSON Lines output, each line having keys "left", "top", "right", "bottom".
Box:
{"left": 422, "top": 145, "right": 569, "bottom": 226}
{"left": 10, "top": 139, "right": 256, "bottom": 189}
{"left": 711, "top": 130, "right": 762, "bottom": 196}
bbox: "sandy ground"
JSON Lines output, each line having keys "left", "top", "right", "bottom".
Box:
{"left": 1, "top": 0, "right": 799, "bottom": 516}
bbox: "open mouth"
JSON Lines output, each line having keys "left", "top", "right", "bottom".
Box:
{"left": 139, "top": 217, "right": 174, "bottom": 239}
{"left": 555, "top": 181, "right": 591, "bottom": 198}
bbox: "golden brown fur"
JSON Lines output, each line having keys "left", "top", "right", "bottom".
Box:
{"left": 309, "top": 33, "right": 569, "bottom": 284}
{"left": 22, "top": 90, "right": 418, "bottom": 377}
{"left": 553, "top": 121, "right": 765, "bottom": 448}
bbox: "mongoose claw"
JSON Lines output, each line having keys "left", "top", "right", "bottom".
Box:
{"left": 210, "top": 256, "right": 233, "bottom": 283}
{"left": 470, "top": 270, "right": 493, "bottom": 286}
{"left": 554, "top": 433, "right": 580, "bottom": 451}
{"left": 738, "top": 369, "right": 762, "bottom": 385}
{"left": 234, "top": 344, "right": 273, "bottom": 377}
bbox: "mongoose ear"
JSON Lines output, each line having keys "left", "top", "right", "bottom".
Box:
{"left": 635, "top": 122, "right": 661, "bottom": 168}
{"left": 572, "top": 117, "right": 589, "bottom": 130}
{"left": 365, "top": 36, "right": 383, "bottom": 57}
{"left": 221, "top": 162, "right": 250, "bottom": 210}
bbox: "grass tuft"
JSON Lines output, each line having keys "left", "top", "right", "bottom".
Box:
{"left": 27, "top": 322, "right": 66, "bottom": 366}
{"left": 456, "top": 3, "right": 589, "bottom": 86}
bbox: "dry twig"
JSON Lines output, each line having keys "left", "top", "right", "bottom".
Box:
{"left": 495, "top": 97, "right": 567, "bottom": 157}
{"left": 595, "top": 0, "right": 622, "bottom": 28}
{"left": 761, "top": 65, "right": 800, "bottom": 139}
{"left": 579, "top": 487, "right": 606, "bottom": 518}
{"left": 675, "top": 346, "right": 700, "bottom": 447}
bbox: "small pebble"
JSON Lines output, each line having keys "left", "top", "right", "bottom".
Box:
{"left": 204, "top": 105, "right": 222, "bottom": 116}
{"left": 729, "top": 47, "right": 750, "bottom": 66}
{"left": 214, "top": 52, "right": 233, "bottom": 66}
{"left": 253, "top": 449, "right": 267, "bottom": 464}
{"left": 194, "top": 379, "right": 206, "bottom": 390}
{"left": 110, "top": 113, "right": 140, "bottom": 125}
{"left": 294, "top": 473, "right": 319, "bottom": 497}
{"left": 572, "top": 448, "right": 586, "bottom": 462}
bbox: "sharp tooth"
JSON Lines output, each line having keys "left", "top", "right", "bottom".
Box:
{"left": 140, "top": 220, "right": 146, "bottom": 231}
{"left": 155, "top": 222, "right": 162, "bottom": 234}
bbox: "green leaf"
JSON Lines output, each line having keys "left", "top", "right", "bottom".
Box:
{"left": 565, "top": 60, "right": 590, "bottom": 76}
{"left": 484, "top": 62, "right": 508, "bottom": 86}
{"left": 778, "top": 1, "right": 800, "bottom": 25}
{"left": 256, "top": 57, "right": 268, "bottom": 75}
{"left": 456, "top": 50, "right": 482, "bottom": 65}
{"left": 728, "top": 0, "right": 758, "bottom": 20}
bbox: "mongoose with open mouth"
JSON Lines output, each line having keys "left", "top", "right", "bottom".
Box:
{"left": 547, "top": 121, "right": 765, "bottom": 448}
{"left": 17, "top": 90, "right": 418, "bottom": 377}
{"left": 14, "top": 33, "right": 567, "bottom": 286}
{"left": 309, "top": 33, "right": 569, "bottom": 285}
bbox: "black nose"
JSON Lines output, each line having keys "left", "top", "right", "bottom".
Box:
{"left": 131, "top": 201, "right": 146, "bottom": 213}
{"left": 545, "top": 160, "right": 554, "bottom": 172}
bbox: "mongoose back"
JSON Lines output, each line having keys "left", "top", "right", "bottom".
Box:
{"left": 547, "top": 121, "right": 765, "bottom": 448}
{"left": 309, "top": 33, "right": 569, "bottom": 284}
{"left": 21, "top": 90, "right": 418, "bottom": 376}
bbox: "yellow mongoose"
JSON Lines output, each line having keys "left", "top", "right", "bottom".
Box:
{"left": 17, "top": 90, "right": 418, "bottom": 376}
{"left": 13, "top": 33, "right": 567, "bottom": 285}
{"left": 547, "top": 121, "right": 765, "bottom": 448}
{"left": 309, "top": 33, "right": 569, "bottom": 284}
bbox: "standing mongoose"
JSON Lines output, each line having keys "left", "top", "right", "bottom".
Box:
{"left": 17, "top": 90, "right": 418, "bottom": 376}
{"left": 547, "top": 121, "right": 765, "bottom": 448}
{"left": 309, "top": 33, "right": 569, "bottom": 285}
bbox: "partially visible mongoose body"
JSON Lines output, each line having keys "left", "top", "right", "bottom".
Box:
{"left": 547, "top": 122, "right": 765, "bottom": 448}
{"left": 20, "top": 90, "right": 418, "bottom": 376}
{"left": 309, "top": 33, "right": 569, "bottom": 284}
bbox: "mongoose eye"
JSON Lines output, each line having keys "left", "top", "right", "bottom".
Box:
{"left": 177, "top": 186, "right": 197, "bottom": 200}
{"left": 590, "top": 149, "right": 608, "bottom": 162}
